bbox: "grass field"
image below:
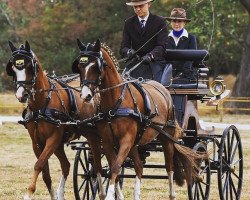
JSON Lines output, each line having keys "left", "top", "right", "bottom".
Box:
{"left": 0, "top": 120, "right": 249, "bottom": 200}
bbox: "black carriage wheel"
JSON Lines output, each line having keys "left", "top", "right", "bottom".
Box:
{"left": 73, "top": 143, "right": 98, "bottom": 200}
{"left": 188, "top": 142, "right": 211, "bottom": 200}
{"left": 218, "top": 125, "right": 243, "bottom": 200}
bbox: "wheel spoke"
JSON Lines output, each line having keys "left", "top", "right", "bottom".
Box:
{"left": 194, "top": 183, "right": 198, "bottom": 200}
{"left": 200, "top": 165, "right": 208, "bottom": 174}
{"left": 231, "top": 171, "right": 241, "bottom": 180}
{"left": 228, "top": 132, "right": 235, "bottom": 161}
{"left": 79, "top": 156, "right": 87, "bottom": 173}
{"left": 232, "top": 158, "right": 242, "bottom": 166}
{"left": 79, "top": 179, "right": 87, "bottom": 193}
{"left": 200, "top": 180, "right": 209, "bottom": 187}
{"left": 222, "top": 172, "right": 229, "bottom": 196}
{"left": 82, "top": 179, "right": 88, "bottom": 199}
{"left": 230, "top": 141, "right": 239, "bottom": 164}
{"left": 229, "top": 175, "right": 237, "bottom": 196}
{"left": 223, "top": 142, "right": 228, "bottom": 162}
{"left": 198, "top": 181, "right": 205, "bottom": 199}
{"left": 84, "top": 150, "right": 89, "bottom": 169}
{"left": 90, "top": 178, "right": 97, "bottom": 197}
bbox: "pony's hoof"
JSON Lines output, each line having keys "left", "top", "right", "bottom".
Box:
{"left": 23, "top": 194, "right": 34, "bottom": 200}
{"left": 99, "top": 194, "right": 106, "bottom": 200}
{"left": 56, "top": 193, "right": 64, "bottom": 200}
{"left": 169, "top": 195, "right": 176, "bottom": 200}
{"left": 105, "top": 194, "right": 115, "bottom": 200}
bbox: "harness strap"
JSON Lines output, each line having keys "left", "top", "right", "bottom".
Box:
{"left": 149, "top": 122, "right": 182, "bottom": 145}
{"left": 109, "top": 83, "right": 128, "bottom": 115}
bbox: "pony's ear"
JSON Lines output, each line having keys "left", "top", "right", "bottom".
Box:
{"left": 77, "top": 38, "right": 86, "bottom": 51}
{"left": 93, "top": 39, "right": 101, "bottom": 52}
{"left": 72, "top": 59, "right": 80, "bottom": 74}
{"left": 8, "top": 40, "right": 17, "bottom": 52}
{"left": 25, "top": 41, "right": 31, "bottom": 52}
{"left": 6, "top": 60, "right": 15, "bottom": 76}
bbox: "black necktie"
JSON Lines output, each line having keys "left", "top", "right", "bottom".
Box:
{"left": 140, "top": 20, "right": 145, "bottom": 29}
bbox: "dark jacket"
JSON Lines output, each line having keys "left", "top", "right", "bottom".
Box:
{"left": 165, "top": 32, "right": 197, "bottom": 72}
{"left": 120, "top": 13, "right": 168, "bottom": 61}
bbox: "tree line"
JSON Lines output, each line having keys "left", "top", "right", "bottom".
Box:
{"left": 0, "top": 0, "right": 248, "bottom": 92}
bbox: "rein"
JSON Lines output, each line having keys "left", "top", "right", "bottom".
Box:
{"left": 94, "top": 77, "right": 143, "bottom": 94}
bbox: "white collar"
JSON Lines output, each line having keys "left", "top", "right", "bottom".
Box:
{"left": 138, "top": 14, "right": 149, "bottom": 23}
{"left": 168, "top": 29, "right": 189, "bottom": 46}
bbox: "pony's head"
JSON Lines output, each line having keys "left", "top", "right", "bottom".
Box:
{"left": 6, "top": 41, "right": 38, "bottom": 103}
{"left": 72, "top": 39, "right": 105, "bottom": 102}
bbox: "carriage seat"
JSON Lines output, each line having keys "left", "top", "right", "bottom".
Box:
{"left": 162, "top": 49, "right": 209, "bottom": 89}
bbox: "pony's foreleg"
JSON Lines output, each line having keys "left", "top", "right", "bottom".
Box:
{"left": 105, "top": 137, "right": 132, "bottom": 200}
{"left": 54, "top": 144, "right": 70, "bottom": 200}
{"left": 23, "top": 139, "right": 49, "bottom": 200}
{"left": 24, "top": 135, "right": 61, "bottom": 200}
{"left": 129, "top": 146, "right": 143, "bottom": 200}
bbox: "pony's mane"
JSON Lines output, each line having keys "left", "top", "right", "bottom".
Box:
{"left": 101, "top": 43, "right": 120, "bottom": 70}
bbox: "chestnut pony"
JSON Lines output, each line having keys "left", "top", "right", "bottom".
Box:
{"left": 6, "top": 41, "right": 105, "bottom": 200}
{"left": 72, "top": 39, "right": 206, "bottom": 200}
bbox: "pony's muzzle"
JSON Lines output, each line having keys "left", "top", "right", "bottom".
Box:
{"left": 80, "top": 85, "right": 93, "bottom": 102}
{"left": 85, "top": 94, "right": 93, "bottom": 102}
{"left": 18, "top": 91, "right": 29, "bottom": 103}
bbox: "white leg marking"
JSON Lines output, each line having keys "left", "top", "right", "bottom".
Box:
{"left": 23, "top": 194, "right": 34, "bottom": 200}
{"left": 133, "top": 176, "right": 141, "bottom": 200}
{"left": 97, "top": 173, "right": 106, "bottom": 200}
{"left": 105, "top": 184, "right": 115, "bottom": 200}
{"left": 168, "top": 171, "right": 176, "bottom": 200}
{"left": 49, "top": 186, "right": 57, "bottom": 200}
{"left": 115, "top": 182, "right": 124, "bottom": 200}
{"left": 56, "top": 176, "right": 66, "bottom": 200}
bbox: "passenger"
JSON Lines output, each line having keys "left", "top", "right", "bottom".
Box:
{"left": 164, "top": 8, "right": 197, "bottom": 83}
{"left": 120, "top": 0, "right": 168, "bottom": 82}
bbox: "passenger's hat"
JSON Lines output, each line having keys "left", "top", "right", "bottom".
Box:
{"left": 126, "top": 0, "right": 154, "bottom": 6}
{"left": 165, "top": 8, "right": 191, "bottom": 22}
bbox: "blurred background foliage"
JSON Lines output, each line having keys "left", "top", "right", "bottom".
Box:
{"left": 0, "top": 0, "right": 248, "bottom": 91}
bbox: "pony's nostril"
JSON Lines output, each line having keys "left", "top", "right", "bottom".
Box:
{"left": 85, "top": 94, "right": 92, "bottom": 102}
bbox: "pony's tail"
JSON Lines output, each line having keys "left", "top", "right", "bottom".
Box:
{"left": 173, "top": 143, "right": 208, "bottom": 186}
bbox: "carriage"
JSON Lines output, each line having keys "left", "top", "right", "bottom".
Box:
{"left": 69, "top": 47, "right": 243, "bottom": 200}
{"left": 6, "top": 41, "right": 243, "bottom": 200}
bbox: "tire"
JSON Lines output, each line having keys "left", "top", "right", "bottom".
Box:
{"left": 188, "top": 142, "right": 211, "bottom": 200}
{"left": 217, "top": 125, "right": 243, "bottom": 200}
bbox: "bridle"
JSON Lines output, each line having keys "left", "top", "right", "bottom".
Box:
{"left": 73, "top": 49, "right": 106, "bottom": 94}
{"left": 8, "top": 49, "right": 39, "bottom": 99}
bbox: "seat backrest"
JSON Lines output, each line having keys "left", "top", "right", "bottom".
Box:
{"left": 165, "top": 49, "right": 209, "bottom": 63}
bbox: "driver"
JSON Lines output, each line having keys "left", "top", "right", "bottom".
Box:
{"left": 120, "top": 0, "right": 168, "bottom": 82}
